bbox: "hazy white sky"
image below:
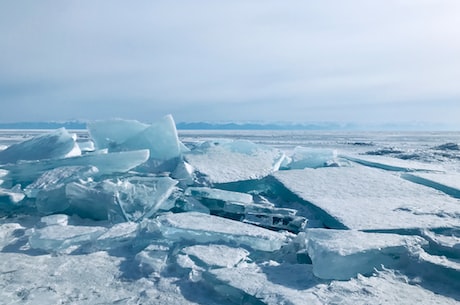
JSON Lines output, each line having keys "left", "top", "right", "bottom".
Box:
{"left": 1, "top": 0, "right": 459, "bottom": 126}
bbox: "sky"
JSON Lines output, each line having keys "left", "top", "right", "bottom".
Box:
{"left": 1, "top": 0, "right": 460, "bottom": 128}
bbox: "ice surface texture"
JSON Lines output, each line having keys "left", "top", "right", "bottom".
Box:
{"left": 1, "top": 117, "right": 460, "bottom": 304}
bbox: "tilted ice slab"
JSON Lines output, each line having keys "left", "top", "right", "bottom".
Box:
{"left": 185, "top": 139, "right": 285, "bottom": 183}
{"left": 2, "top": 149, "right": 149, "bottom": 185}
{"left": 24, "top": 165, "right": 98, "bottom": 199}
{"left": 304, "top": 229, "right": 427, "bottom": 280}
{"left": 0, "top": 128, "right": 80, "bottom": 164}
{"left": 155, "top": 212, "right": 291, "bottom": 251}
{"left": 403, "top": 172, "right": 460, "bottom": 199}
{"left": 273, "top": 166, "right": 460, "bottom": 230}
{"left": 341, "top": 154, "right": 444, "bottom": 172}
{"left": 88, "top": 115, "right": 183, "bottom": 173}
{"left": 102, "top": 176, "right": 178, "bottom": 222}
{"left": 87, "top": 118, "right": 148, "bottom": 150}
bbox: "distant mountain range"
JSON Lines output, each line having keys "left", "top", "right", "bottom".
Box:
{"left": 0, "top": 121, "right": 456, "bottom": 131}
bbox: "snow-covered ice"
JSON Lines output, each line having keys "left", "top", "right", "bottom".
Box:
{"left": 1, "top": 119, "right": 460, "bottom": 304}
{"left": 273, "top": 166, "right": 460, "bottom": 230}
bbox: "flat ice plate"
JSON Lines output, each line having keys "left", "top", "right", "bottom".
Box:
{"left": 273, "top": 166, "right": 460, "bottom": 230}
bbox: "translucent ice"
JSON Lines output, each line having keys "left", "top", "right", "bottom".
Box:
{"left": 87, "top": 118, "right": 148, "bottom": 150}
{"left": 185, "top": 139, "right": 285, "bottom": 183}
{"left": 29, "top": 220, "right": 107, "bottom": 253}
{"left": 3, "top": 149, "right": 149, "bottom": 185}
{"left": 180, "top": 244, "right": 249, "bottom": 269}
{"left": 24, "top": 165, "right": 98, "bottom": 198}
{"left": 0, "top": 128, "right": 80, "bottom": 164}
{"left": 102, "top": 176, "right": 178, "bottom": 222}
{"left": 0, "top": 184, "right": 24, "bottom": 204}
{"left": 286, "top": 147, "right": 338, "bottom": 169}
{"left": 304, "top": 229, "right": 427, "bottom": 280}
{"left": 156, "top": 212, "right": 291, "bottom": 251}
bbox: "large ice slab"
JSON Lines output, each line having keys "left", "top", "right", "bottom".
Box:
{"left": 185, "top": 139, "right": 285, "bottom": 183}
{"left": 155, "top": 212, "right": 291, "bottom": 251}
{"left": 2, "top": 149, "right": 150, "bottom": 185}
{"left": 0, "top": 128, "right": 80, "bottom": 164}
{"left": 87, "top": 119, "right": 148, "bottom": 150}
{"left": 341, "top": 154, "right": 443, "bottom": 172}
{"left": 273, "top": 166, "right": 460, "bottom": 230}
{"left": 403, "top": 172, "right": 460, "bottom": 199}
{"left": 89, "top": 115, "right": 183, "bottom": 173}
{"left": 304, "top": 229, "right": 427, "bottom": 280}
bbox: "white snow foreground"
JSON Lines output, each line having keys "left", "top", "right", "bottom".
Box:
{"left": 1, "top": 116, "right": 460, "bottom": 304}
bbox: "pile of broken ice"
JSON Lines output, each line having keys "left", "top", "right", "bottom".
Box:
{"left": 1, "top": 114, "right": 460, "bottom": 304}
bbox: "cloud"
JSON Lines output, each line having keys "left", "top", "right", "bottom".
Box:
{"left": 0, "top": 0, "right": 459, "bottom": 125}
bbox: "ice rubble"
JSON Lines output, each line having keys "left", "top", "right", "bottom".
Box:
{"left": 1, "top": 115, "right": 460, "bottom": 304}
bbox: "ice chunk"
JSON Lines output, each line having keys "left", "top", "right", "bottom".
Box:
{"left": 0, "top": 128, "right": 80, "bottom": 164}
{"left": 185, "top": 139, "right": 285, "bottom": 183}
{"left": 180, "top": 244, "right": 249, "bottom": 268}
{"left": 29, "top": 223, "right": 107, "bottom": 253}
{"left": 305, "top": 229, "right": 427, "bottom": 280}
{"left": 273, "top": 166, "right": 460, "bottom": 230}
{"left": 135, "top": 243, "right": 170, "bottom": 276}
{"left": 287, "top": 147, "right": 338, "bottom": 169}
{"left": 77, "top": 140, "right": 95, "bottom": 152}
{"left": 0, "top": 184, "right": 24, "bottom": 204}
{"left": 102, "top": 176, "right": 178, "bottom": 222}
{"left": 119, "top": 115, "right": 181, "bottom": 160}
{"left": 184, "top": 186, "right": 306, "bottom": 232}
{"left": 185, "top": 187, "right": 253, "bottom": 204}
{"left": 65, "top": 182, "right": 122, "bottom": 221}
{"left": 156, "top": 212, "right": 291, "bottom": 251}
{"left": 87, "top": 118, "right": 148, "bottom": 150}
{"left": 171, "top": 161, "right": 195, "bottom": 187}
{"left": 39, "top": 214, "right": 69, "bottom": 226}
{"left": 3, "top": 149, "right": 149, "bottom": 185}
{"left": 207, "top": 263, "right": 321, "bottom": 305}
{"left": 93, "top": 222, "right": 139, "bottom": 250}
{"left": 24, "top": 165, "right": 98, "bottom": 198}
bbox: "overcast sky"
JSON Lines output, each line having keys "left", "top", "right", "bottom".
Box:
{"left": 1, "top": 1, "right": 459, "bottom": 127}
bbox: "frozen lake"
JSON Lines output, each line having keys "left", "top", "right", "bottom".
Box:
{"left": 1, "top": 125, "right": 460, "bottom": 305}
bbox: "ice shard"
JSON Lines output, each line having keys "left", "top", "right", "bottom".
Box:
{"left": 3, "top": 149, "right": 150, "bottom": 185}
{"left": 304, "top": 229, "right": 427, "bottom": 280}
{"left": 24, "top": 165, "right": 98, "bottom": 198}
{"left": 156, "top": 212, "right": 291, "bottom": 251}
{"left": 185, "top": 139, "right": 285, "bottom": 183}
{"left": 87, "top": 119, "right": 148, "bottom": 150}
{"left": 0, "top": 128, "right": 80, "bottom": 164}
{"left": 102, "top": 176, "right": 178, "bottom": 222}
{"left": 341, "top": 154, "right": 443, "bottom": 172}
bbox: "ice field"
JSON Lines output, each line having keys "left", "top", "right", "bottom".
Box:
{"left": 1, "top": 115, "right": 460, "bottom": 304}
